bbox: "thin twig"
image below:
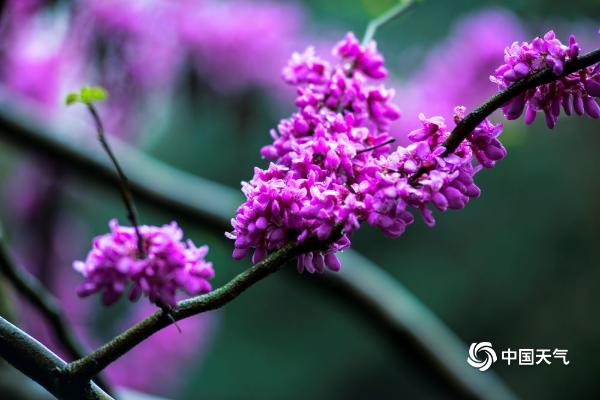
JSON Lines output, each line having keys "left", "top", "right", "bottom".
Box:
{"left": 0, "top": 316, "right": 112, "bottom": 400}
{"left": 356, "top": 138, "right": 396, "bottom": 154}
{"left": 362, "top": 0, "right": 420, "bottom": 46}
{"left": 86, "top": 104, "right": 145, "bottom": 256}
{"left": 0, "top": 227, "right": 114, "bottom": 395}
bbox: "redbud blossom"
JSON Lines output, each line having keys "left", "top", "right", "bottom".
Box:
{"left": 228, "top": 33, "right": 505, "bottom": 273}
{"left": 75, "top": 219, "right": 214, "bottom": 306}
{"left": 491, "top": 31, "right": 600, "bottom": 127}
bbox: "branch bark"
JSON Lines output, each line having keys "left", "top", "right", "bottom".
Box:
{"left": 443, "top": 48, "right": 600, "bottom": 154}
{"left": 65, "top": 226, "right": 343, "bottom": 383}
{"left": 0, "top": 227, "right": 113, "bottom": 394}
{"left": 0, "top": 316, "right": 112, "bottom": 400}
{"left": 7, "top": 8, "right": 596, "bottom": 400}
{"left": 0, "top": 69, "right": 580, "bottom": 398}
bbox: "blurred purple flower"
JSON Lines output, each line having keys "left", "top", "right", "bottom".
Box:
{"left": 0, "top": 1, "right": 77, "bottom": 113}
{"left": 105, "top": 303, "right": 217, "bottom": 395}
{"left": 394, "top": 9, "right": 525, "bottom": 136}
{"left": 178, "top": 0, "right": 305, "bottom": 93}
{"left": 75, "top": 0, "right": 181, "bottom": 91}
{"left": 0, "top": 0, "right": 312, "bottom": 136}
{"left": 63, "top": 0, "right": 181, "bottom": 137}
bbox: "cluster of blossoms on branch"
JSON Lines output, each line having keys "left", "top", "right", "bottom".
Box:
{"left": 226, "top": 33, "right": 506, "bottom": 273}
{"left": 74, "top": 219, "right": 214, "bottom": 306}
{"left": 492, "top": 30, "right": 600, "bottom": 127}
{"left": 72, "top": 30, "right": 600, "bottom": 306}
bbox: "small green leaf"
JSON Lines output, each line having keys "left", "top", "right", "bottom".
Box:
{"left": 79, "top": 86, "right": 92, "bottom": 103}
{"left": 89, "top": 86, "right": 108, "bottom": 102}
{"left": 80, "top": 86, "right": 108, "bottom": 104}
{"left": 65, "top": 92, "right": 80, "bottom": 106}
{"left": 65, "top": 86, "right": 108, "bottom": 106}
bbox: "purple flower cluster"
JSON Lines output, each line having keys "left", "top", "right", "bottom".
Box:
{"left": 363, "top": 107, "right": 504, "bottom": 231}
{"left": 491, "top": 31, "right": 600, "bottom": 127}
{"left": 4, "top": 180, "right": 216, "bottom": 396}
{"left": 228, "top": 34, "right": 506, "bottom": 273}
{"left": 74, "top": 219, "right": 214, "bottom": 306}
{"left": 227, "top": 33, "right": 398, "bottom": 273}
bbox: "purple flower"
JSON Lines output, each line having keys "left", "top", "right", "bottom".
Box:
{"left": 334, "top": 32, "right": 388, "bottom": 79}
{"left": 0, "top": 1, "right": 73, "bottom": 113}
{"left": 4, "top": 193, "right": 217, "bottom": 396}
{"left": 491, "top": 31, "right": 600, "bottom": 127}
{"left": 360, "top": 109, "right": 495, "bottom": 230}
{"left": 228, "top": 33, "right": 503, "bottom": 273}
{"left": 74, "top": 219, "right": 214, "bottom": 307}
{"left": 394, "top": 9, "right": 525, "bottom": 137}
{"left": 178, "top": 0, "right": 306, "bottom": 93}
{"left": 229, "top": 33, "right": 400, "bottom": 272}
{"left": 455, "top": 106, "right": 507, "bottom": 168}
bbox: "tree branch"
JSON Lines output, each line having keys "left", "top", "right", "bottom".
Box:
{"left": 443, "top": 48, "right": 600, "bottom": 155}
{"left": 5, "top": 7, "right": 589, "bottom": 399}
{"left": 319, "top": 251, "right": 517, "bottom": 400}
{"left": 0, "top": 226, "right": 114, "bottom": 395}
{"left": 65, "top": 225, "right": 343, "bottom": 383}
{"left": 0, "top": 316, "right": 112, "bottom": 400}
{"left": 0, "top": 91, "right": 519, "bottom": 399}
{"left": 0, "top": 238, "right": 79, "bottom": 355}
{"left": 2, "top": 30, "right": 595, "bottom": 400}
{"left": 0, "top": 96, "right": 236, "bottom": 229}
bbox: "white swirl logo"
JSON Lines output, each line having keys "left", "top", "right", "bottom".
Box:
{"left": 467, "top": 342, "right": 497, "bottom": 371}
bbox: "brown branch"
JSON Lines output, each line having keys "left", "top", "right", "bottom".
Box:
{"left": 0, "top": 87, "right": 538, "bottom": 400}
{"left": 406, "top": 48, "right": 600, "bottom": 185}
{"left": 0, "top": 226, "right": 114, "bottom": 395}
{"left": 65, "top": 225, "right": 343, "bottom": 383}
{"left": 442, "top": 47, "right": 600, "bottom": 155}
{"left": 9, "top": 29, "right": 598, "bottom": 400}
{"left": 0, "top": 316, "right": 112, "bottom": 400}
